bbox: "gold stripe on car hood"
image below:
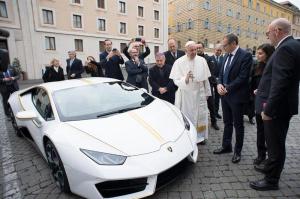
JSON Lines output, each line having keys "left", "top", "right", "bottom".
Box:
{"left": 128, "top": 111, "right": 165, "bottom": 144}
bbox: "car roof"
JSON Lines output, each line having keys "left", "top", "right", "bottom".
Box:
{"left": 38, "top": 77, "right": 120, "bottom": 93}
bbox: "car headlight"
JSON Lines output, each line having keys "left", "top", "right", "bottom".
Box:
{"left": 181, "top": 113, "right": 190, "bottom": 131}
{"left": 80, "top": 149, "right": 127, "bottom": 165}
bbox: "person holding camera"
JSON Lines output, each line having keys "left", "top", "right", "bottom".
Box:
{"left": 123, "top": 38, "right": 150, "bottom": 61}
{"left": 100, "top": 39, "right": 124, "bottom": 80}
{"left": 125, "top": 48, "right": 148, "bottom": 91}
{"left": 84, "top": 56, "right": 104, "bottom": 77}
{"left": 66, "top": 50, "right": 83, "bottom": 79}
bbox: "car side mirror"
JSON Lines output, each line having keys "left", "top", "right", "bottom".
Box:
{"left": 16, "top": 111, "right": 38, "bottom": 120}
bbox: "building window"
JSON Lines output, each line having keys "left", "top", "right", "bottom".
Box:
{"left": 256, "top": 3, "right": 260, "bottom": 12}
{"left": 73, "top": 14, "right": 82, "bottom": 28}
{"left": 42, "top": 9, "right": 54, "bottom": 24}
{"left": 256, "top": 18, "right": 259, "bottom": 24}
{"left": 154, "top": 46, "right": 159, "bottom": 54}
{"left": 99, "top": 41, "right": 105, "bottom": 52}
{"left": 98, "top": 18, "right": 106, "bottom": 31}
{"left": 120, "top": 43, "right": 127, "bottom": 52}
{"left": 217, "top": 6, "right": 221, "bottom": 15}
{"left": 247, "top": 28, "right": 251, "bottom": 38}
{"left": 154, "top": 28, "right": 159, "bottom": 38}
{"left": 187, "top": 18, "right": 193, "bottom": 29}
{"left": 154, "top": 10, "right": 159, "bottom": 20}
{"left": 203, "top": 0, "right": 210, "bottom": 10}
{"left": 120, "top": 22, "right": 126, "bottom": 34}
{"left": 247, "top": 15, "right": 251, "bottom": 22}
{"left": 227, "top": 24, "right": 232, "bottom": 33}
{"left": 0, "top": 1, "right": 8, "bottom": 18}
{"left": 227, "top": 9, "right": 233, "bottom": 17}
{"left": 204, "top": 18, "right": 210, "bottom": 29}
{"left": 75, "top": 39, "right": 83, "bottom": 51}
{"left": 177, "top": 41, "right": 181, "bottom": 49}
{"left": 204, "top": 39, "right": 208, "bottom": 48}
{"left": 237, "top": 26, "right": 241, "bottom": 36}
{"left": 187, "top": 1, "right": 193, "bottom": 10}
{"left": 236, "top": 12, "right": 241, "bottom": 20}
{"left": 248, "top": 0, "right": 252, "bottom": 8}
{"left": 119, "top": 1, "right": 126, "bottom": 13}
{"left": 45, "top": 37, "right": 56, "bottom": 50}
{"left": 72, "top": 0, "right": 80, "bottom": 4}
{"left": 97, "top": 0, "right": 105, "bottom": 9}
{"left": 138, "top": 6, "right": 144, "bottom": 17}
{"left": 217, "top": 21, "right": 222, "bottom": 32}
{"left": 176, "top": 22, "right": 181, "bottom": 32}
{"left": 138, "top": 25, "right": 144, "bottom": 36}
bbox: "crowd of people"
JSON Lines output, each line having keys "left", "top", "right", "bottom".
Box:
{"left": 1, "top": 17, "right": 299, "bottom": 192}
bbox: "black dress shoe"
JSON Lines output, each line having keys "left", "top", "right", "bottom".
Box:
{"left": 232, "top": 153, "right": 241, "bottom": 163}
{"left": 213, "top": 147, "right": 232, "bottom": 154}
{"left": 249, "top": 118, "right": 255, "bottom": 125}
{"left": 216, "top": 114, "right": 222, "bottom": 119}
{"left": 211, "top": 123, "right": 220, "bottom": 130}
{"left": 253, "top": 156, "right": 266, "bottom": 165}
{"left": 249, "top": 179, "right": 279, "bottom": 191}
{"left": 254, "top": 164, "right": 267, "bottom": 174}
{"left": 199, "top": 140, "right": 206, "bottom": 145}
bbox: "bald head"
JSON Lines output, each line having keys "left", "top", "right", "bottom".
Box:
{"left": 270, "top": 18, "right": 291, "bottom": 34}
{"left": 168, "top": 38, "right": 177, "bottom": 53}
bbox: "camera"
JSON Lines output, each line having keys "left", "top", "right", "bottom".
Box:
{"left": 112, "top": 48, "right": 117, "bottom": 52}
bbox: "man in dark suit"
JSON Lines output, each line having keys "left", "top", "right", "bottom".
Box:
{"left": 210, "top": 44, "right": 224, "bottom": 119}
{"left": 66, "top": 51, "right": 83, "bottom": 79}
{"left": 250, "top": 18, "right": 300, "bottom": 191}
{"left": 100, "top": 39, "right": 124, "bottom": 80}
{"left": 125, "top": 48, "right": 148, "bottom": 91}
{"left": 197, "top": 42, "right": 220, "bottom": 130}
{"left": 149, "top": 53, "right": 176, "bottom": 104}
{"left": 213, "top": 33, "right": 253, "bottom": 164}
{"left": 164, "top": 38, "right": 185, "bottom": 66}
{"left": 0, "top": 65, "right": 19, "bottom": 117}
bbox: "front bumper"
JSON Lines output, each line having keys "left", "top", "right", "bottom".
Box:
{"left": 64, "top": 132, "right": 198, "bottom": 199}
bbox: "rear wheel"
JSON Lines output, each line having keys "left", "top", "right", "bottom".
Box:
{"left": 45, "top": 140, "right": 70, "bottom": 193}
{"left": 8, "top": 106, "right": 22, "bottom": 137}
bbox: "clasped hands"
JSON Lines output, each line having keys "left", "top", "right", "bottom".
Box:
{"left": 217, "top": 84, "right": 228, "bottom": 95}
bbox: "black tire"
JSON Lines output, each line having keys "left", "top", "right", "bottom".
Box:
{"left": 8, "top": 106, "right": 22, "bottom": 137}
{"left": 45, "top": 140, "right": 71, "bottom": 193}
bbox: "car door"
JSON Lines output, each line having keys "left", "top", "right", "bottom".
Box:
{"left": 26, "top": 87, "right": 55, "bottom": 155}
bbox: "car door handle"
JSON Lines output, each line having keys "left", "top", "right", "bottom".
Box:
{"left": 32, "top": 118, "right": 42, "bottom": 128}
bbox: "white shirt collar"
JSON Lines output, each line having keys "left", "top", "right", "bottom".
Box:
{"left": 230, "top": 46, "right": 239, "bottom": 56}
{"left": 275, "top": 35, "right": 290, "bottom": 49}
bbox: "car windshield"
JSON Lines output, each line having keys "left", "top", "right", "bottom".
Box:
{"left": 52, "top": 82, "right": 154, "bottom": 122}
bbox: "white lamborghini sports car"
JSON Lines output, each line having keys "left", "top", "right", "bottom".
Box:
{"left": 8, "top": 78, "right": 198, "bottom": 199}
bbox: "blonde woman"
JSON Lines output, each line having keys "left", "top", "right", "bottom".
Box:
{"left": 43, "top": 59, "right": 65, "bottom": 82}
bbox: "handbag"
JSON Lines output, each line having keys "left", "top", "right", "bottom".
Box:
{"left": 135, "top": 73, "right": 143, "bottom": 83}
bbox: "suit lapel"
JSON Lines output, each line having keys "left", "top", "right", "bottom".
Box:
{"left": 226, "top": 48, "right": 241, "bottom": 75}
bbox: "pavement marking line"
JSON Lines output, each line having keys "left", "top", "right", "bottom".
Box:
{"left": 0, "top": 111, "right": 22, "bottom": 198}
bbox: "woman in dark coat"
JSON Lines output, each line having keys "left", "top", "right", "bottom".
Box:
{"left": 252, "top": 43, "right": 275, "bottom": 166}
{"left": 84, "top": 56, "right": 104, "bottom": 77}
{"left": 43, "top": 59, "right": 65, "bottom": 82}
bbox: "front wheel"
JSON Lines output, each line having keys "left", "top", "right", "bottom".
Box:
{"left": 45, "top": 140, "right": 70, "bottom": 193}
{"left": 8, "top": 106, "right": 22, "bottom": 137}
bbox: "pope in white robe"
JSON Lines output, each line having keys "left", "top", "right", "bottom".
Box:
{"left": 170, "top": 41, "right": 211, "bottom": 143}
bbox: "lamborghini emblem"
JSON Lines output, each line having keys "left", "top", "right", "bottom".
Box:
{"left": 167, "top": 147, "right": 173, "bottom": 152}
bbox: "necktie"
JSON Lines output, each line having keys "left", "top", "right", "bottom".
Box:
{"left": 223, "top": 54, "right": 232, "bottom": 85}
{"left": 173, "top": 52, "right": 176, "bottom": 59}
{"left": 216, "top": 56, "right": 219, "bottom": 64}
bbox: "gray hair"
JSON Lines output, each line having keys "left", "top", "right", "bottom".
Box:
{"left": 271, "top": 18, "right": 291, "bottom": 34}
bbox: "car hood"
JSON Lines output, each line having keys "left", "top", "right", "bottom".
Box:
{"left": 66, "top": 100, "right": 186, "bottom": 156}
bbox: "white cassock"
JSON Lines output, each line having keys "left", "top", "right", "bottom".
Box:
{"left": 170, "top": 55, "right": 211, "bottom": 143}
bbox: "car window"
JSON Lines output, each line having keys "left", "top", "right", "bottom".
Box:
{"left": 32, "top": 88, "right": 54, "bottom": 121}
{"left": 53, "top": 82, "right": 154, "bottom": 122}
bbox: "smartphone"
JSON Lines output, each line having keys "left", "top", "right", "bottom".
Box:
{"left": 135, "top": 38, "right": 142, "bottom": 42}
{"left": 112, "top": 48, "right": 117, "bottom": 52}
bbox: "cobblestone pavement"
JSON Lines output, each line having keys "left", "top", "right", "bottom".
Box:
{"left": 1, "top": 80, "right": 300, "bottom": 199}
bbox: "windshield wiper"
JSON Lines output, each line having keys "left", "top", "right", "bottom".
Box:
{"left": 97, "top": 106, "right": 142, "bottom": 118}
